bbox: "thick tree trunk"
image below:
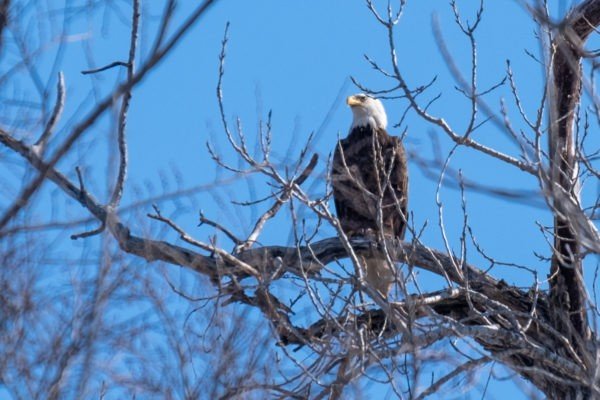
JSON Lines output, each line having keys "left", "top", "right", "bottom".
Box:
{"left": 547, "top": 0, "right": 600, "bottom": 397}
{"left": 549, "top": 17, "right": 586, "bottom": 341}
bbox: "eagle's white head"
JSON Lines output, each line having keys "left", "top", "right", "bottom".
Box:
{"left": 347, "top": 93, "right": 388, "bottom": 131}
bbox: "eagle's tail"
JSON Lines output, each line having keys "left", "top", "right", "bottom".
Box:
{"left": 360, "top": 254, "right": 395, "bottom": 297}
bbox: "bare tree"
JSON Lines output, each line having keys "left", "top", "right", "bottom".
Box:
{"left": 2, "top": 0, "right": 600, "bottom": 399}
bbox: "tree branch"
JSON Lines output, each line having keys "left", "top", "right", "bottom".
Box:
{"left": 0, "top": 0, "right": 217, "bottom": 233}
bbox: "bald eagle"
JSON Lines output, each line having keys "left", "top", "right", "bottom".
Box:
{"left": 331, "top": 94, "right": 408, "bottom": 296}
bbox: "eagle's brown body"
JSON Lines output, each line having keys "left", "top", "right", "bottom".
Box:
{"left": 332, "top": 125, "right": 408, "bottom": 239}
{"left": 332, "top": 102, "right": 408, "bottom": 296}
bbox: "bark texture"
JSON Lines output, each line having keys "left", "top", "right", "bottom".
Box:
{"left": 546, "top": 1, "right": 600, "bottom": 397}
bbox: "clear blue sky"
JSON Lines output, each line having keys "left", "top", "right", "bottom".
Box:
{"left": 4, "top": 0, "right": 590, "bottom": 398}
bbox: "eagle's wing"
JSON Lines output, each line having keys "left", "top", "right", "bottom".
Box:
{"left": 387, "top": 134, "right": 408, "bottom": 240}
{"left": 332, "top": 139, "right": 363, "bottom": 235}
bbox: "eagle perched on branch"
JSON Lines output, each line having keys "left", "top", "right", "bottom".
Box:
{"left": 332, "top": 94, "right": 408, "bottom": 296}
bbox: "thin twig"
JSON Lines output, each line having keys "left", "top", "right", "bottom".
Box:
{"left": 109, "top": 0, "right": 140, "bottom": 208}
{"left": 33, "top": 72, "right": 65, "bottom": 156}
{"left": 81, "top": 61, "right": 130, "bottom": 75}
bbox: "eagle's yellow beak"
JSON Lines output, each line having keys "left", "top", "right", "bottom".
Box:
{"left": 346, "top": 95, "right": 362, "bottom": 107}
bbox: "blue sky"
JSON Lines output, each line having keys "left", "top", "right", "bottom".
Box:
{"left": 4, "top": 0, "right": 593, "bottom": 398}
